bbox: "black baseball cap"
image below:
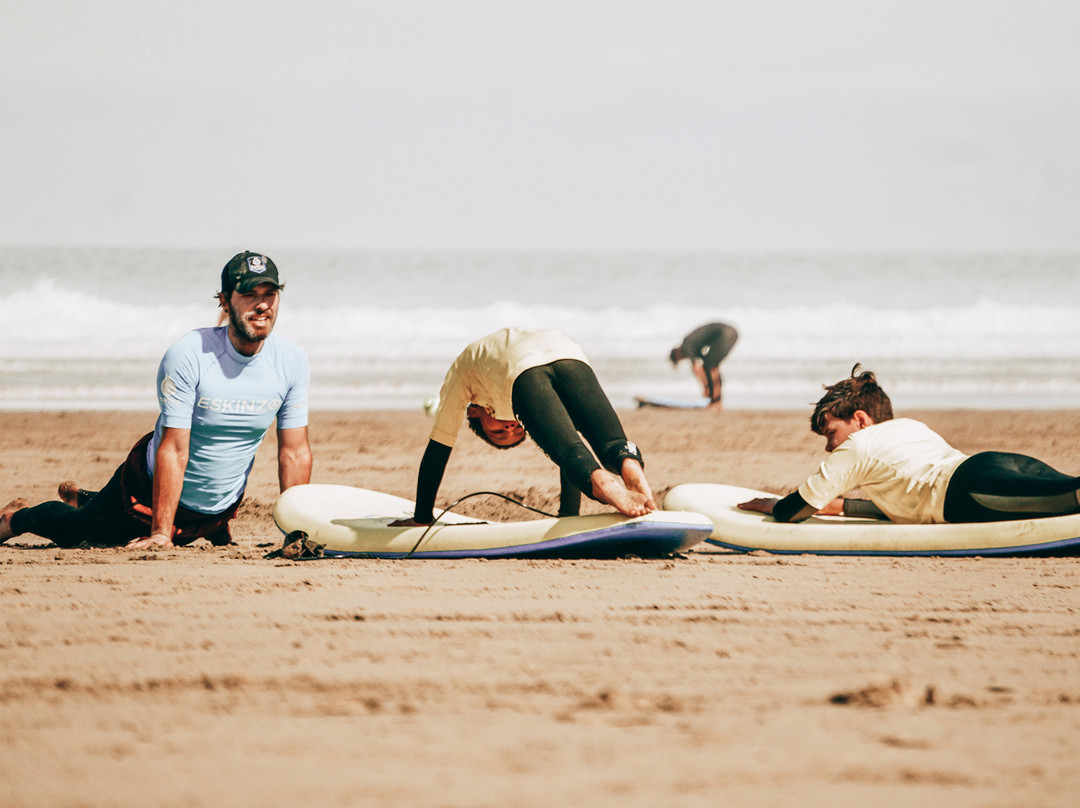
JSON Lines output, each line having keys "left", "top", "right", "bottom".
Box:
{"left": 221, "top": 251, "right": 281, "bottom": 294}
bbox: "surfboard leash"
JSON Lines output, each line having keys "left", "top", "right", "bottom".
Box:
{"left": 404, "top": 491, "right": 558, "bottom": 559}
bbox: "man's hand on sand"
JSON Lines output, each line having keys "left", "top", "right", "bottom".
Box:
{"left": 737, "top": 497, "right": 777, "bottom": 514}
{"left": 126, "top": 532, "right": 176, "bottom": 549}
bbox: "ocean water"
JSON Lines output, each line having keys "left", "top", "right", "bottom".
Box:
{"left": 1, "top": 246, "right": 1078, "bottom": 411}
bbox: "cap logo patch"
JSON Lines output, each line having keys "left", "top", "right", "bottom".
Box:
{"left": 245, "top": 255, "right": 264, "bottom": 274}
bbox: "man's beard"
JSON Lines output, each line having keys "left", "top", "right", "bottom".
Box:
{"left": 229, "top": 307, "right": 272, "bottom": 343}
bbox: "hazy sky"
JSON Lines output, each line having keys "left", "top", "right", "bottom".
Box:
{"left": 2, "top": 1, "right": 1078, "bottom": 251}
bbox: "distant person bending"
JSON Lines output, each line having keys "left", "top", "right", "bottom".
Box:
{"left": 0, "top": 251, "right": 313, "bottom": 550}
{"left": 392, "top": 328, "right": 656, "bottom": 525}
{"left": 739, "top": 366, "right": 1080, "bottom": 524}
{"left": 669, "top": 322, "right": 739, "bottom": 409}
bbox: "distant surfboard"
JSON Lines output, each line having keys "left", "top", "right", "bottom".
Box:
{"left": 634, "top": 395, "right": 710, "bottom": 410}
{"left": 274, "top": 484, "right": 714, "bottom": 558}
{"left": 663, "top": 483, "right": 1080, "bottom": 556}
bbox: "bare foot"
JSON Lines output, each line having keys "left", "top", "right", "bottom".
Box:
{"left": 620, "top": 459, "right": 657, "bottom": 510}
{"left": 58, "top": 481, "right": 80, "bottom": 506}
{"left": 590, "top": 470, "right": 654, "bottom": 517}
{"left": 0, "top": 498, "right": 29, "bottom": 543}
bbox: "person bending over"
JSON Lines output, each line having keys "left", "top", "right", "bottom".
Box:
{"left": 393, "top": 327, "right": 655, "bottom": 526}
{"left": 669, "top": 322, "right": 739, "bottom": 409}
{"left": 739, "top": 366, "right": 1080, "bottom": 524}
{"left": 0, "top": 251, "right": 312, "bottom": 550}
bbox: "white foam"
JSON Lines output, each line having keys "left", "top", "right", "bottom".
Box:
{"left": 3, "top": 251, "right": 1080, "bottom": 409}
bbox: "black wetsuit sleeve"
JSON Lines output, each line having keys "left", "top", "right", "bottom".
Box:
{"left": 842, "top": 498, "right": 887, "bottom": 519}
{"left": 413, "top": 440, "right": 453, "bottom": 524}
{"left": 771, "top": 491, "right": 819, "bottom": 523}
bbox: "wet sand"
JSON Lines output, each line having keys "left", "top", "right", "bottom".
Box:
{"left": 2, "top": 408, "right": 1080, "bottom": 806}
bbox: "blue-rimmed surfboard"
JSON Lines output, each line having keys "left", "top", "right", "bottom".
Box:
{"left": 274, "top": 484, "right": 713, "bottom": 559}
{"left": 634, "top": 395, "right": 709, "bottom": 410}
{"left": 663, "top": 483, "right": 1080, "bottom": 557}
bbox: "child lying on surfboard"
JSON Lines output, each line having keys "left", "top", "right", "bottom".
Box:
{"left": 739, "top": 366, "right": 1080, "bottom": 524}
{"left": 391, "top": 328, "right": 656, "bottom": 526}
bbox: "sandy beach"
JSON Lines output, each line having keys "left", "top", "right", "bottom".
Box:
{"left": 2, "top": 407, "right": 1080, "bottom": 807}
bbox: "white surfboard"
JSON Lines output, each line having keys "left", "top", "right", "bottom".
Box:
{"left": 274, "top": 484, "right": 714, "bottom": 558}
{"left": 663, "top": 483, "right": 1080, "bottom": 556}
{"left": 634, "top": 395, "right": 710, "bottom": 410}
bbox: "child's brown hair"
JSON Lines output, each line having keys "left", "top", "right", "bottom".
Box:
{"left": 810, "top": 365, "right": 894, "bottom": 435}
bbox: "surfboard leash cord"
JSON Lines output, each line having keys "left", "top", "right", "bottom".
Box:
{"left": 404, "top": 491, "right": 558, "bottom": 559}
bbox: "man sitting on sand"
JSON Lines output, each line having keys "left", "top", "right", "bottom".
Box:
{"left": 739, "top": 365, "right": 1080, "bottom": 524}
{"left": 0, "top": 251, "right": 312, "bottom": 549}
{"left": 392, "top": 327, "right": 655, "bottom": 525}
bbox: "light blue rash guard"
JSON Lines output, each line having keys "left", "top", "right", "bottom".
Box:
{"left": 148, "top": 327, "right": 310, "bottom": 514}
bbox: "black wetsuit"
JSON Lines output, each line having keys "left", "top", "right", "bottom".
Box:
{"left": 943, "top": 452, "right": 1080, "bottom": 522}
{"left": 677, "top": 322, "right": 739, "bottom": 402}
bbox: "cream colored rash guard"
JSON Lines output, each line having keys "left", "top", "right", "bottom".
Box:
{"left": 798, "top": 418, "right": 968, "bottom": 524}
{"left": 429, "top": 328, "right": 591, "bottom": 448}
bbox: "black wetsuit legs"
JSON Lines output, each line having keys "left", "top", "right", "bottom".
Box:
{"left": 699, "top": 326, "right": 738, "bottom": 401}
{"left": 512, "top": 360, "right": 632, "bottom": 511}
{"left": 943, "top": 452, "right": 1080, "bottom": 522}
{"left": 8, "top": 462, "right": 146, "bottom": 547}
